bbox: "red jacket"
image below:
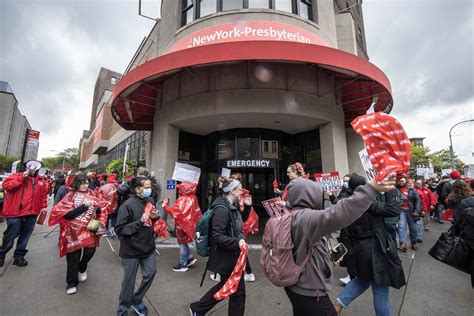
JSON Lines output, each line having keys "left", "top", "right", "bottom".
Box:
{"left": 1, "top": 173, "right": 48, "bottom": 218}
{"left": 415, "top": 187, "right": 431, "bottom": 212}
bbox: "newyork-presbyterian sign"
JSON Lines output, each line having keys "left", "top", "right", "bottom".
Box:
{"left": 167, "top": 21, "right": 328, "bottom": 53}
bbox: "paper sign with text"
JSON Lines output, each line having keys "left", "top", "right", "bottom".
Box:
{"left": 261, "top": 198, "right": 287, "bottom": 218}
{"left": 313, "top": 172, "right": 342, "bottom": 192}
{"left": 172, "top": 162, "right": 201, "bottom": 184}
{"left": 359, "top": 148, "right": 377, "bottom": 181}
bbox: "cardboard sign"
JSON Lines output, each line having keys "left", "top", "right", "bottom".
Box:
{"left": 359, "top": 148, "right": 377, "bottom": 181}
{"left": 172, "top": 162, "right": 201, "bottom": 184}
{"left": 261, "top": 198, "right": 287, "bottom": 218}
{"left": 416, "top": 167, "right": 435, "bottom": 179}
{"left": 314, "top": 172, "right": 342, "bottom": 192}
{"left": 221, "top": 168, "right": 231, "bottom": 178}
{"left": 441, "top": 169, "right": 451, "bottom": 176}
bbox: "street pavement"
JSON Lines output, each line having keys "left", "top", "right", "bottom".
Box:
{"left": 0, "top": 201, "right": 473, "bottom": 316}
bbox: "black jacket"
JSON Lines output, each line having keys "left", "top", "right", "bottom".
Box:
{"left": 340, "top": 189, "right": 406, "bottom": 289}
{"left": 115, "top": 195, "right": 156, "bottom": 259}
{"left": 206, "top": 196, "right": 244, "bottom": 275}
{"left": 454, "top": 197, "right": 474, "bottom": 249}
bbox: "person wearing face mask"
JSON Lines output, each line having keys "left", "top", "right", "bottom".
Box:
{"left": 397, "top": 178, "right": 420, "bottom": 252}
{"left": 115, "top": 177, "right": 159, "bottom": 316}
{"left": 0, "top": 160, "right": 48, "bottom": 268}
{"left": 49, "top": 173, "right": 110, "bottom": 295}
{"left": 327, "top": 174, "right": 351, "bottom": 205}
{"left": 190, "top": 178, "right": 247, "bottom": 316}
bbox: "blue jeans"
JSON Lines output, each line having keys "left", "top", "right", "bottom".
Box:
{"left": 416, "top": 217, "right": 424, "bottom": 241}
{"left": 337, "top": 278, "right": 391, "bottom": 316}
{"left": 398, "top": 211, "right": 417, "bottom": 244}
{"left": 179, "top": 243, "right": 193, "bottom": 265}
{"left": 0, "top": 215, "right": 37, "bottom": 260}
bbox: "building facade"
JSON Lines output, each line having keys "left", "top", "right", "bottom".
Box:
{"left": 81, "top": 0, "right": 394, "bottom": 213}
{"left": 0, "top": 81, "right": 38, "bottom": 162}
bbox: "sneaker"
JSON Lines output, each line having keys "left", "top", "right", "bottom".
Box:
{"left": 12, "top": 258, "right": 28, "bottom": 267}
{"left": 78, "top": 271, "right": 87, "bottom": 282}
{"left": 108, "top": 227, "right": 116, "bottom": 237}
{"left": 411, "top": 243, "right": 418, "bottom": 250}
{"left": 189, "top": 307, "right": 202, "bottom": 316}
{"left": 187, "top": 257, "right": 197, "bottom": 267}
{"left": 66, "top": 286, "right": 77, "bottom": 295}
{"left": 339, "top": 275, "right": 351, "bottom": 285}
{"left": 131, "top": 302, "right": 148, "bottom": 316}
{"left": 172, "top": 263, "right": 188, "bottom": 272}
{"left": 244, "top": 273, "right": 255, "bottom": 282}
{"left": 209, "top": 273, "right": 221, "bottom": 282}
{"left": 416, "top": 239, "right": 423, "bottom": 243}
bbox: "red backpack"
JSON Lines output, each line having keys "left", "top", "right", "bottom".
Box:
{"left": 260, "top": 209, "right": 312, "bottom": 287}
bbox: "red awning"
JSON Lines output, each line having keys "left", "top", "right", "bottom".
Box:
{"left": 111, "top": 40, "right": 392, "bottom": 130}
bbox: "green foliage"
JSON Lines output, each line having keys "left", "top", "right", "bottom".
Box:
{"left": 41, "top": 156, "right": 65, "bottom": 169}
{"left": 410, "top": 145, "right": 465, "bottom": 174}
{"left": 0, "top": 154, "right": 19, "bottom": 173}
{"left": 57, "top": 148, "right": 79, "bottom": 171}
{"left": 106, "top": 158, "right": 138, "bottom": 180}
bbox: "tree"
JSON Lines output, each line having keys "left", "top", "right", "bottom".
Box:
{"left": 0, "top": 154, "right": 19, "bottom": 173}
{"left": 106, "top": 158, "right": 139, "bottom": 181}
{"left": 41, "top": 156, "right": 65, "bottom": 170}
{"left": 57, "top": 148, "right": 79, "bottom": 171}
{"left": 411, "top": 145, "right": 431, "bottom": 168}
{"left": 430, "top": 149, "right": 465, "bottom": 173}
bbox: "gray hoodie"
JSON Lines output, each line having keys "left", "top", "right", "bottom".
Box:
{"left": 287, "top": 177, "right": 379, "bottom": 297}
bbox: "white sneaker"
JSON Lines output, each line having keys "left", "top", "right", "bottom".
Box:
{"left": 339, "top": 275, "right": 351, "bottom": 285}
{"left": 78, "top": 271, "right": 87, "bottom": 282}
{"left": 209, "top": 273, "right": 221, "bottom": 282}
{"left": 244, "top": 273, "right": 255, "bottom": 282}
{"left": 66, "top": 286, "right": 77, "bottom": 295}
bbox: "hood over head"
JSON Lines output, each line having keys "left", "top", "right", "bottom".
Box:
{"left": 287, "top": 177, "right": 323, "bottom": 210}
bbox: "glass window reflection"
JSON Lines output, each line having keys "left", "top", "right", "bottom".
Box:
{"left": 200, "top": 0, "right": 217, "bottom": 17}
{"left": 248, "top": 0, "right": 269, "bottom": 8}
{"left": 275, "top": 0, "right": 293, "bottom": 13}
{"left": 222, "top": 0, "right": 243, "bottom": 10}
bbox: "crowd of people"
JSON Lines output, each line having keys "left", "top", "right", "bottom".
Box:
{"left": 0, "top": 159, "right": 473, "bottom": 316}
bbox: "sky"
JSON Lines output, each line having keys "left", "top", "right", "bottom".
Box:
{"left": 0, "top": 0, "right": 473, "bottom": 165}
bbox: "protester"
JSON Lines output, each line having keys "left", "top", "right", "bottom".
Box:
{"left": 282, "top": 176, "right": 395, "bottom": 315}
{"left": 327, "top": 174, "right": 351, "bottom": 204}
{"left": 276, "top": 162, "right": 306, "bottom": 208}
{"left": 0, "top": 160, "right": 48, "bottom": 267}
{"left": 429, "top": 180, "right": 444, "bottom": 224}
{"left": 48, "top": 173, "right": 109, "bottom": 295}
{"left": 335, "top": 174, "right": 405, "bottom": 315}
{"left": 397, "top": 178, "right": 420, "bottom": 251}
{"left": 54, "top": 175, "right": 71, "bottom": 205}
{"left": 415, "top": 179, "right": 433, "bottom": 232}
{"left": 115, "top": 177, "right": 159, "bottom": 316}
{"left": 190, "top": 179, "right": 247, "bottom": 316}
{"left": 447, "top": 181, "right": 472, "bottom": 223}
{"left": 0, "top": 182, "right": 5, "bottom": 223}
{"left": 162, "top": 181, "right": 200, "bottom": 273}
{"left": 453, "top": 183, "right": 474, "bottom": 287}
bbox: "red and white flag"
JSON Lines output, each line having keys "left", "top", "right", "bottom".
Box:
{"left": 214, "top": 244, "right": 248, "bottom": 301}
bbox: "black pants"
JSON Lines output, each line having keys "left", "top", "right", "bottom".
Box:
{"left": 190, "top": 273, "right": 246, "bottom": 316}
{"left": 284, "top": 287, "right": 337, "bottom": 316}
{"left": 66, "top": 247, "right": 96, "bottom": 287}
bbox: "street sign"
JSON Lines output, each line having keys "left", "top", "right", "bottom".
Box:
{"left": 166, "top": 179, "right": 176, "bottom": 190}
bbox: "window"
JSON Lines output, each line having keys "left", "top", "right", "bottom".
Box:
{"left": 111, "top": 77, "right": 117, "bottom": 85}
{"left": 182, "top": 0, "right": 316, "bottom": 26}
{"left": 237, "top": 138, "right": 259, "bottom": 159}
{"left": 262, "top": 140, "right": 278, "bottom": 159}
{"left": 218, "top": 138, "right": 235, "bottom": 159}
{"left": 248, "top": 0, "right": 270, "bottom": 8}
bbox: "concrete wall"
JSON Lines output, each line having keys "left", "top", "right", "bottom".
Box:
{"left": 335, "top": 11, "right": 357, "bottom": 55}
{"left": 0, "top": 93, "right": 16, "bottom": 155}
{"left": 345, "top": 127, "right": 365, "bottom": 177}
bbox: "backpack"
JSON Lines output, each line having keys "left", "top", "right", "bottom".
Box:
{"left": 260, "top": 209, "right": 312, "bottom": 287}
{"left": 194, "top": 203, "right": 227, "bottom": 257}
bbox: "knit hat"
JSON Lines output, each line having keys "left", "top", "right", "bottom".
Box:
{"left": 450, "top": 170, "right": 461, "bottom": 179}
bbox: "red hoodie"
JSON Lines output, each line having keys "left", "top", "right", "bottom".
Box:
{"left": 1, "top": 173, "right": 48, "bottom": 218}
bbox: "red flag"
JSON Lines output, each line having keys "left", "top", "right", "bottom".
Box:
{"left": 351, "top": 112, "right": 411, "bottom": 181}
{"left": 243, "top": 208, "right": 259, "bottom": 238}
{"left": 272, "top": 179, "right": 278, "bottom": 189}
{"left": 214, "top": 244, "right": 248, "bottom": 301}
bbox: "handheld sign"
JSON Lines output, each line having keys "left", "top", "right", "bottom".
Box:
{"left": 262, "top": 198, "right": 287, "bottom": 217}
{"left": 314, "top": 172, "right": 341, "bottom": 192}
{"left": 221, "top": 168, "right": 231, "bottom": 178}
{"left": 359, "top": 148, "right": 377, "bottom": 181}
{"left": 172, "top": 162, "right": 201, "bottom": 184}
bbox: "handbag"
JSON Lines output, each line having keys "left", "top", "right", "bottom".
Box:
{"left": 36, "top": 209, "right": 47, "bottom": 225}
{"left": 428, "top": 224, "right": 470, "bottom": 274}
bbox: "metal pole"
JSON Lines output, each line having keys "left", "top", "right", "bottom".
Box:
{"left": 19, "top": 128, "right": 30, "bottom": 172}
{"left": 62, "top": 156, "right": 65, "bottom": 175}
{"left": 448, "top": 119, "right": 474, "bottom": 171}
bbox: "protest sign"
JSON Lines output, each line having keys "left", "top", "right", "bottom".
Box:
{"left": 359, "top": 148, "right": 377, "bottom": 181}
{"left": 313, "top": 172, "right": 341, "bottom": 192}
{"left": 221, "top": 168, "right": 231, "bottom": 178}
{"left": 416, "top": 167, "right": 435, "bottom": 179}
{"left": 172, "top": 162, "right": 201, "bottom": 184}
{"left": 261, "top": 198, "right": 287, "bottom": 218}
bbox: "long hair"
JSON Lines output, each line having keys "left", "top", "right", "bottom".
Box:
{"left": 70, "top": 174, "right": 89, "bottom": 192}
{"left": 453, "top": 181, "right": 470, "bottom": 203}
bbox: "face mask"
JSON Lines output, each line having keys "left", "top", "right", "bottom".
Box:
{"left": 342, "top": 182, "right": 349, "bottom": 189}
{"left": 141, "top": 188, "right": 152, "bottom": 198}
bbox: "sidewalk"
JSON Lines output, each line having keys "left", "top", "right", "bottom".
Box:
{"left": 0, "top": 211, "right": 472, "bottom": 315}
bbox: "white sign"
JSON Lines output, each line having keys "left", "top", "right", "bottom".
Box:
{"left": 172, "top": 162, "right": 201, "bottom": 184}
{"left": 416, "top": 167, "right": 435, "bottom": 179}
{"left": 441, "top": 169, "right": 451, "bottom": 176}
{"left": 221, "top": 168, "right": 231, "bottom": 178}
{"left": 359, "top": 148, "right": 377, "bottom": 181}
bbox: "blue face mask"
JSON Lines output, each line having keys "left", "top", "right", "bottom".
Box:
{"left": 343, "top": 182, "right": 349, "bottom": 189}
{"left": 141, "top": 188, "right": 152, "bottom": 198}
